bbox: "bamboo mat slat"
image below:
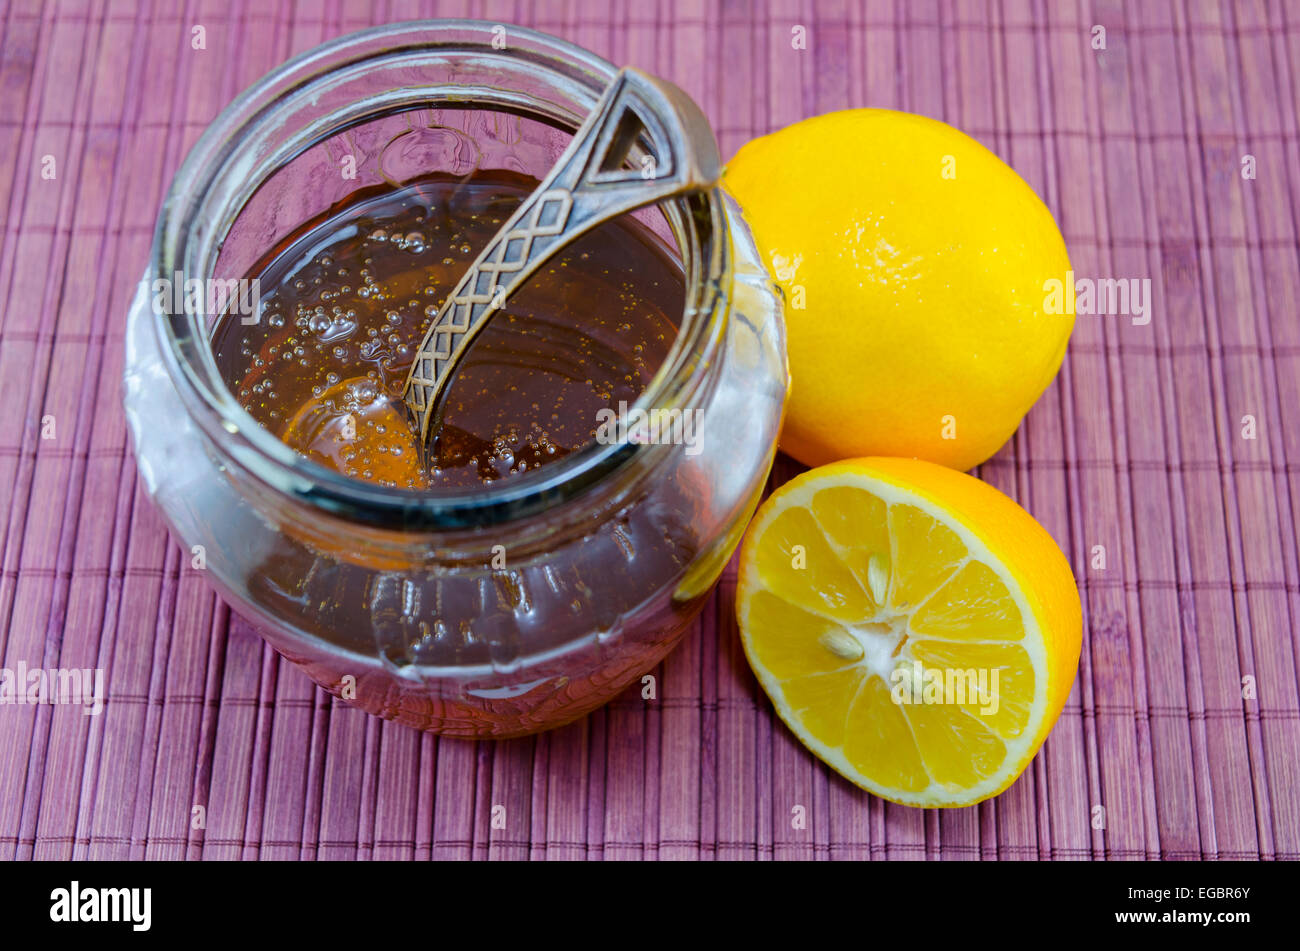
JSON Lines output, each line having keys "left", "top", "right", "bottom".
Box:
{"left": 0, "top": 0, "right": 1297, "bottom": 860}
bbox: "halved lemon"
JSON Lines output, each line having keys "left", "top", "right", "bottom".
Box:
{"left": 736, "top": 457, "right": 1081, "bottom": 807}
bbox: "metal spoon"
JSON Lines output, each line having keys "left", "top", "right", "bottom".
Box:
{"left": 401, "top": 67, "right": 721, "bottom": 451}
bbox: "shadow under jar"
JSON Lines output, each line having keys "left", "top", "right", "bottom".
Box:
{"left": 124, "top": 20, "right": 787, "bottom": 738}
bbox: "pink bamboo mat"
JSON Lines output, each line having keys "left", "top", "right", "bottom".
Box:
{"left": 1, "top": 0, "right": 1298, "bottom": 861}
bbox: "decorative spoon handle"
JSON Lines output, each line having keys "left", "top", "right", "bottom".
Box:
{"left": 402, "top": 67, "right": 721, "bottom": 444}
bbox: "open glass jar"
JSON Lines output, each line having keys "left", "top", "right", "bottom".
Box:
{"left": 123, "top": 21, "right": 786, "bottom": 737}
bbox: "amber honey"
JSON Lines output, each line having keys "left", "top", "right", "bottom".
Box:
{"left": 212, "top": 171, "right": 684, "bottom": 489}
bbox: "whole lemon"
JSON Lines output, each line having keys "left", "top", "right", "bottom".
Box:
{"left": 724, "top": 109, "right": 1073, "bottom": 471}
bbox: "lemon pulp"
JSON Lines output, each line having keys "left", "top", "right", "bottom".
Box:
{"left": 736, "top": 457, "right": 1081, "bottom": 807}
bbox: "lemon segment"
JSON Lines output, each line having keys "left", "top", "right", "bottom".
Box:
{"left": 843, "top": 675, "right": 929, "bottom": 792}
{"left": 910, "top": 561, "right": 1026, "bottom": 640}
{"left": 743, "top": 591, "right": 859, "bottom": 681}
{"left": 736, "top": 457, "right": 1081, "bottom": 807}
{"left": 755, "top": 506, "right": 877, "bottom": 621}
{"left": 809, "top": 485, "right": 891, "bottom": 602}
{"left": 887, "top": 503, "right": 967, "bottom": 612}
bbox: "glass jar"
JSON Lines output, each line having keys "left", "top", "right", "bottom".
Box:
{"left": 123, "top": 20, "right": 786, "bottom": 737}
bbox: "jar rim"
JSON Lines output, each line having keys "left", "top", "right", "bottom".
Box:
{"left": 150, "top": 19, "right": 729, "bottom": 531}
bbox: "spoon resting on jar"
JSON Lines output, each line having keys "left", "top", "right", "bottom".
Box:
{"left": 401, "top": 67, "right": 722, "bottom": 451}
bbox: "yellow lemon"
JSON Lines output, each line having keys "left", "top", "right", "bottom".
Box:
{"left": 735, "top": 457, "right": 1081, "bottom": 807}
{"left": 724, "top": 109, "right": 1073, "bottom": 471}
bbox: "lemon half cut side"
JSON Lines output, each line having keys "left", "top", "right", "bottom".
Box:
{"left": 735, "top": 457, "right": 1081, "bottom": 807}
